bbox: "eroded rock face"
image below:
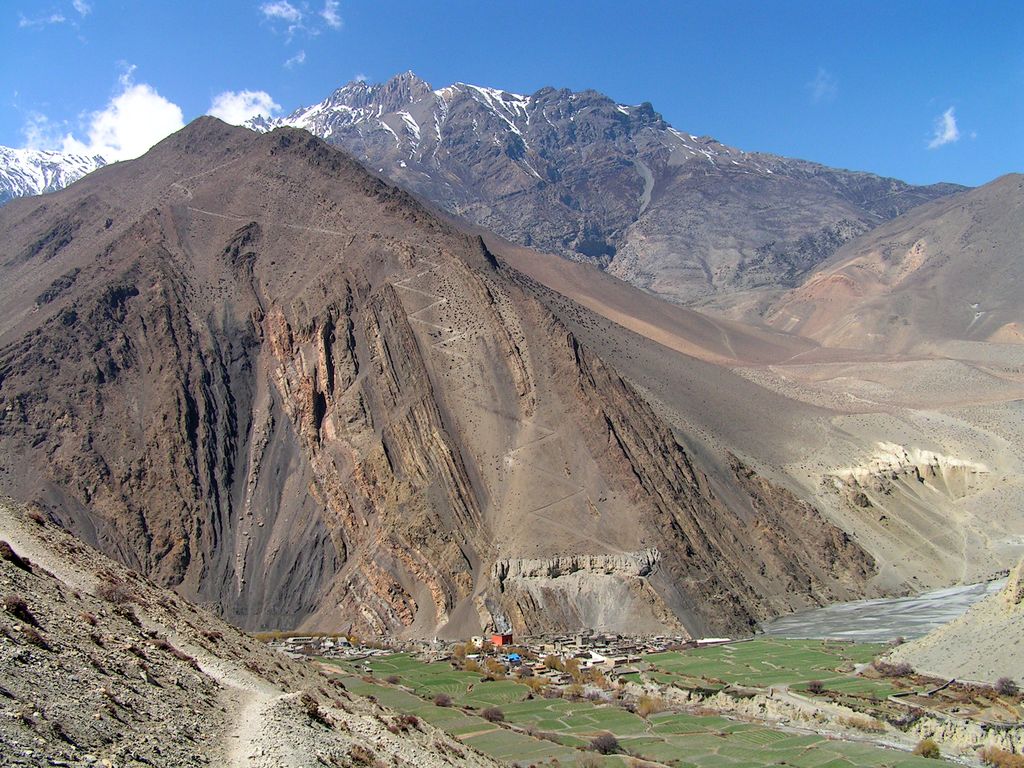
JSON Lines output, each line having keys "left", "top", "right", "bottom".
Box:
{"left": 493, "top": 549, "right": 660, "bottom": 582}
{"left": 1005, "top": 559, "right": 1024, "bottom": 609}
{"left": 0, "top": 119, "right": 876, "bottom": 638}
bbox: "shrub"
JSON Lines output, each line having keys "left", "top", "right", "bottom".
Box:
{"left": 995, "top": 677, "right": 1019, "bottom": 697}
{"left": 463, "top": 659, "right": 481, "bottom": 673}
{"left": 980, "top": 747, "right": 1024, "bottom": 768}
{"left": 523, "top": 677, "right": 548, "bottom": 693}
{"left": 95, "top": 577, "right": 132, "bottom": 605}
{"left": 433, "top": 693, "right": 452, "bottom": 707}
{"left": 873, "top": 660, "right": 913, "bottom": 677}
{"left": 0, "top": 541, "right": 31, "bottom": 572}
{"left": 838, "top": 714, "right": 886, "bottom": 732}
{"left": 385, "top": 675, "right": 401, "bottom": 685}
{"left": 127, "top": 644, "right": 147, "bottom": 660}
{"left": 26, "top": 508, "right": 47, "bottom": 525}
{"left": 636, "top": 695, "right": 665, "bottom": 717}
{"left": 79, "top": 612, "right": 97, "bottom": 626}
{"left": 913, "top": 738, "right": 941, "bottom": 759}
{"left": 807, "top": 680, "right": 826, "bottom": 694}
{"left": 543, "top": 654, "right": 562, "bottom": 671}
{"left": 3, "top": 595, "right": 39, "bottom": 627}
{"left": 201, "top": 629, "right": 223, "bottom": 642}
{"left": 481, "top": 706, "right": 504, "bottom": 723}
{"left": 347, "top": 745, "right": 376, "bottom": 765}
{"left": 300, "top": 692, "right": 330, "bottom": 726}
{"left": 590, "top": 732, "right": 621, "bottom": 754}
{"left": 22, "top": 626, "right": 50, "bottom": 650}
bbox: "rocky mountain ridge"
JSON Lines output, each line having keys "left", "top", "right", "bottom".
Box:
{"left": 252, "top": 71, "right": 963, "bottom": 303}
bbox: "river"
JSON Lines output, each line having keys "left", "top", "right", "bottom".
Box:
{"left": 759, "top": 579, "right": 1006, "bottom": 642}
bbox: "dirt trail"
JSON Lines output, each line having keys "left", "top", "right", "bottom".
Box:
{"left": 193, "top": 657, "right": 289, "bottom": 768}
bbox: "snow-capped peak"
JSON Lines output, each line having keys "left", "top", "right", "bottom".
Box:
{"left": 0, "top": 146, "right": 106, "bottom": 206}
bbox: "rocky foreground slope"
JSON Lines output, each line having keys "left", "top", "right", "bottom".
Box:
{"left": 254, "top": 72, "right": 961, "bottom": 304}
{"left": 0, "top": 499, "right": 498, "bottom": 767}
{"left": 0, "top": 118, "right": 875, "bottom": 639}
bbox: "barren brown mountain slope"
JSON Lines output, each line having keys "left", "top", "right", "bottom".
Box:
{"left": 767, "top": 174, "right": 1024, "bottom": 354}
{"left": 0, "top": 118, "right": 877, "bottom": 639}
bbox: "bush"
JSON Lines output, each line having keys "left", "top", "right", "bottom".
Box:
{"left": 980, "top": 746, "right": 1024, "bottom": 768}
{"left": 481, "top": 706, "right": 504, "bottom": 723}
{"left": 995, "top": 677, "right": 1019, "bottom": 697}
{"left": 79, "top": 611, "right": 97, "bottom": 626}
{"left": 3, "top": 595, "right": 39, "bottom": 627}
{"left": 22, "top": 626, "right": 50, "bottom": 650}
{"left": 347, "top": 745, "right": 376, "bottom": 765}
{"left": 636, "top": 695, "right": 665, "bottom": 717}
{"left": 873, "top": 660, "right": 913, "bottom": 677}
{"left": 397, "top": 714, "right": 419, "bottom": 731}
{"left": 0, "top": 541, "right": 31, "bottom": 572}
{"left": 433, "top": 693, "right": 452, "bottom": 707}
{"left": 838, "top": 714, "right": 886, "bottom": 732}
{"left": 26, "top": 508, "right": 47, "bottom": 525}
{"left": 300, "top": 692, "right": 330, "bottom": 726}
{"left": 913, "top": 738, "right": 941, "bottom": 759}
{"left": 807, "top": 680, "right": 826, "bottom": 694}
{"left": 95, "top": 577, "right": 132, "bottom": 605}
{"left": 385, "top": 675, "right": 401, "bottom": 685}
{"left": 590, "top": 732, "right": 621, "bottom": 755}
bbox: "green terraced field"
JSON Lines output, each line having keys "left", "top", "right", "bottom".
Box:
{"left": 324, "top": 650, "right": 941, "bottom": 767}
{"left": 642, "top": 639, "right": 900, "bottom": 699}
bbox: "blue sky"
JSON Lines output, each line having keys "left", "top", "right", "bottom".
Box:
{"left": 3, "top": 0, "right": 1021, "bottom": 185}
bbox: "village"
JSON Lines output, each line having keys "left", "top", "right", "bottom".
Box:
{"left": 264, "top": 629, "right": 737, "bottom": 683}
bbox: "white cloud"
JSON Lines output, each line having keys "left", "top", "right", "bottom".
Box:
{"left": 22, "top": 112, "right": 65, "bottom": 151}
{"left": 353, "top": 72, "right": 368, "bottom": 83}
{"left": 18, "top": 12, "right": 67, "bottom": 28}
{"left": 59, "top": 67, "right": 184, "bottom": 161}
{"left": 72, "top": 0, "right": 92, "bottom": 15}
{"left": 284, "top": 49, "right": 306, "bottom": 68}
{"left": 808, "top": 67, "right": 838, "bottom": 103}
{"left": 208, "top": 90, "right": 281, "bottom": 125}
{"left": 260, "top": 1, "right": 302, "bottom": 23}
{"left": 321, "top": 0, "right": 342, "bottom": 28}
{"left": 927, "top": 107, "right": 960, "bottom": 149}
